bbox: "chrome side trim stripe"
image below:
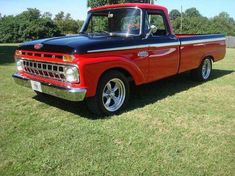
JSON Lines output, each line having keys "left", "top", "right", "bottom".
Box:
{"left": 87, "top": 37, "right": 225, "bottom": 53}
{"left": 88, "top": 44, "right": 148, "bottom": 53}
{"left": 181, "top": 37, "right": 226, "bottom": 45}
{"left": 149, "top": 42, "right": 180, "bottom": 48}
{"left": 87, "top": 42, "right": 180, "bottom": 53}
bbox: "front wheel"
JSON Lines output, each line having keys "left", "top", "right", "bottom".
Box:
{"left": 86, "top": 70, "right": 130, "bottom": 116}
{"left": 191, "top": 58, "right": 212, "bottom": 81}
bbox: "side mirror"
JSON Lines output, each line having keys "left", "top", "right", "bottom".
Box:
{"left": 145, "top": 25, "right": 158, "bottom": 39}
{"left": 150, "top": 25, "right": 158, "bottom": 33}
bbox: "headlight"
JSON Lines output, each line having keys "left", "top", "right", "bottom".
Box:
{"left": 16, "top": 59, "right": 24, "bottom": 71}
{"left": 64, "top": 66, "right": 79, "bottom": 83}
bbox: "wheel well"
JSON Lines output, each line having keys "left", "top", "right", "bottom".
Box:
{"left": 205, "top": 55, "right": 215, "bottom": 62}
{"left": 100, "top": 68, "right": 135, "bottom": 84}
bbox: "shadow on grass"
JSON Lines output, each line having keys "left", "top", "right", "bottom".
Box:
{"left": 33, "top": 69, "right": 233, "bottom": 119}
{"left": 0, "top": 46, "right": 18, "bottom": 64}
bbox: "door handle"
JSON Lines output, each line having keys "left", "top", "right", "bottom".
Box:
{"left": 138, "top": 51, "right": 149, "bottom": 58}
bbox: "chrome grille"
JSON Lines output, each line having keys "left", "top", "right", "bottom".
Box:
{"left": 22, "top": 59, "right": 66, "bottom": 81}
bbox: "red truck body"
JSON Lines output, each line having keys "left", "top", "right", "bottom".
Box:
{"left": 13, "top": 3, "right": 226, "bottom": 115}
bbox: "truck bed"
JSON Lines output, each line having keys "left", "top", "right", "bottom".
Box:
{"left": 175, "top": 34, "right": 226, "bottom": 73}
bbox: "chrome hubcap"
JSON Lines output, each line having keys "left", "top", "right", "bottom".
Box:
{"left": 202, "top": 59, "right": 211, "bottom": 80}
{"left": 102, "top": 78, "right": 126, "bottom": 112}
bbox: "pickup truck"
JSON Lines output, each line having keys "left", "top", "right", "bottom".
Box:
{"left": 13, "top": 3, "right": 226, "bottom": 115}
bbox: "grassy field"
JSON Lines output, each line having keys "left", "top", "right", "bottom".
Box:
{"left": 0, "top": 46, "right": 234, "bottom": 176}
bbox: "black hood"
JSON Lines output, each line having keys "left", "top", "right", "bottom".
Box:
{"left": 18, "top": 34, "right": 144, "bottom": 54}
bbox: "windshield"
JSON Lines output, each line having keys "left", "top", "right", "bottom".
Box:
{"left": 81, "top": 8, "right": 142, "bottom": 36}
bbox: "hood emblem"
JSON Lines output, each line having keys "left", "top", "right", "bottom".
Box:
{"left": 34, "top": 43, "right": 43, "bottom": 50}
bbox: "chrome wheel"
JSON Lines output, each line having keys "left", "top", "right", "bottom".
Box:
{"left": 102, "top": 78, "right": 126, "bottom": 112}
{"left": 202, "top": 59, "right": 212, "bottom": 80}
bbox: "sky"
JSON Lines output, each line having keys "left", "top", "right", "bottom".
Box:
{"left": 0, "top": 0, "right": 235, "bottom": 20}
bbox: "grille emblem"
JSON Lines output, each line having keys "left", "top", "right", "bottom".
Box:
{"left": 34, "top": 44, "right": 43, "bottom": 50}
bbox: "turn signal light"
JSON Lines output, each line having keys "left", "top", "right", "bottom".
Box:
{"left": 15, "top": 50, "right": 22, "bottom": 56}
{"left": 63, "top": 55, "right": 75, "bottom": 62}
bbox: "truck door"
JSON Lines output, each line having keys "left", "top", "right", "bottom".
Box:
{"left": 145, "top": 10, "right": 180, "bottom": 81}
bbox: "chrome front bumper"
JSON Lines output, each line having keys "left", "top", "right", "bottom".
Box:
{"left": 12, "top": 73, "right": 87, "bottom": 101}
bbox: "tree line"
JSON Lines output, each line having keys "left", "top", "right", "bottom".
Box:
{"left": 87, "top": 0, "right": 154, "bottom": 7}
{"left": 0, "top": 9, "right": 84, "bottom": 43}
{"left": 170, "top": 8, "right": 235, "bottom": 36}
{"left": 0, "top": 3, "right": 234, "bottom": 43}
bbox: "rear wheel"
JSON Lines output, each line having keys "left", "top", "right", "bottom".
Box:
{"left": 86, "top": 70, "right": 130, "bottom": 116}
{"left": 191, "top": 58, "right": 212, "bottom": 81}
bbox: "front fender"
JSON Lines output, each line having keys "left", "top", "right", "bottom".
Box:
{"left": 78, "top": 56, "right": 147, "bottom": 97}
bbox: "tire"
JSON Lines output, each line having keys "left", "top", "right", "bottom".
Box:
{"left": 86, "top": 70, "right": 130, "bottom": 116}
{"left": 191, "top": 58, "right": 212, "bottom": 81}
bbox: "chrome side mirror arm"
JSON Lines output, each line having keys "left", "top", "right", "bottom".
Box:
{"left": 145, "top": 25, "right": 158, "bottom": 39}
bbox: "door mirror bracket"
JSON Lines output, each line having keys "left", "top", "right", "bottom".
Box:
{"left": 145, "top": 25, "right": 158, "bottom": 39}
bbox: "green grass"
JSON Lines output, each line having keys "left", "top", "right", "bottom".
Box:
{"left": 0, "top": 46, "right": 235, "bottom": 176}
{"left": 0, "top": 43, "right": 20, "bottom": 46}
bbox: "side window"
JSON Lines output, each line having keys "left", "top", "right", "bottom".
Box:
{"left": 146, "top": 12, "right": 168, "bottom": 36}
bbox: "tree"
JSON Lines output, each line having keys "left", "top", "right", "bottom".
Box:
{"left": 88, "top": 0, "right": 126, "bottom": 8}
{"left": 42, "top": 12, "right": 52, "bottom": 19}
{"left": 185, "top": 8, "right": 201, "bottom": 18}
{"left": 170, "top": 7, "right": 235, "bottom": 36}
{"left": 170, "top": 9, "right": 181, "bottom": 20}
{"left": 171, "top": 7, "right": 210, "bottom": 34}
{"left": 0, "top": 8, "right": 61, "bottom": 43}
{"left": 209, "top": 12, "right": 235, "bottom": 36}
{"left": 88, "top": 0, "right": 155, "bottom": 8}
{"left": 19, "top": 8, "right": 41, "bottom": 21}
{"left": 0, "top": 15, "right": 20, "bottom": 42}
{"left": 54, "top": 11, "right": 81, "bottom": 34}
{"left": 54, "top": 11, "right": 65, "bottom": 21}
